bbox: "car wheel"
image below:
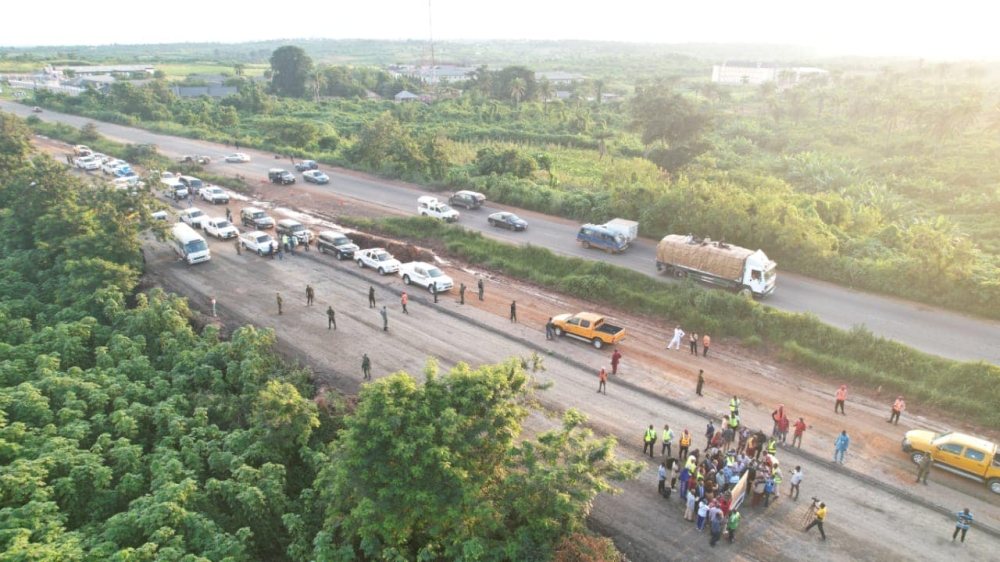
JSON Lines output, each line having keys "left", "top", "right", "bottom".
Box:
{"left": 421, "top": 212, "right": 429, "bottom": 217}
{"left": 403, "top": 275, "right": 412, "bottom": 285}
{"left": 988, "top": 478, "right": 1000, "bottom": 495}
{"left": 257, "top": 248, "right": 263, "bottom": 256}
{"left": 581, "top": 241, "right": 590, "bottom": 249}
{"left": 554, "top": 327, "right": 564, "bottom": 337}
{"left": 357, "top": 259, "right": 364, "bottom": 268}
{"left": 489, "top": 219, "right": 496, "bottom": 227}
{"left": 909, "top": 451, "right": 926, "bottom": 465}
{"left": 592, "top": 338, "right": 604, "bottom": 349}
{"left": 378, "top": 267, "right": 386, "bottom": 275}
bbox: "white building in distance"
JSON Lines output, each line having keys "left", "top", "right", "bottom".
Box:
{"left": 712, "top": 62, "right": 828, "bottom": 86}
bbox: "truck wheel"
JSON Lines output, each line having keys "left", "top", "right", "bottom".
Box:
{"left": 738, "top": 286, "right": 753, "bottom": 298}
{"left": 403, "top": 275, "right": 412, "bottom": 285}
{"left": 673, "top": 269, "right": 686, "bottom": 279}
{"left": 377, "top": 267, "right": 386, "bottom": 275}
{"left": 581, "top": 241, "right": 591, "bottom": 249}
{"left": 592, "top": 338, "right": 604, "bottom": 349}
{"left": 357, "top": 259, "right": 364, "bottom": 268}
{"left": 421, "top": 212, "right": 429, "bottom": 217}
{"left": 257, "top": 248, "right": 263, "bottom": 256}
{"left": 988, "top": 478, "right": 1000, "bottom": 495}
{"left": 909, "top": 451, "right": 926, "bottom": 465}
{"left": 554, "top": 327, "right": 564, "bottom": 337}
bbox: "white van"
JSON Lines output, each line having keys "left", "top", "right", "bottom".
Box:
{"left": 170, "top": 223, "right": 211, "bottom": 265}
{"left": 160, "top": 177, "right": 188, "bottom": 200}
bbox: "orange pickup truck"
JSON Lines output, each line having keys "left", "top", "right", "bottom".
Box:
{"left": 550, "top": 312, "right": 625, "bottom": 350}
{"left": 901, "top": 430, "right": 1000, "bottom": 494}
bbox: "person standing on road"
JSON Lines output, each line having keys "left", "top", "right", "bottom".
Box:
{"left": 611, "top": 348, "right": 622, "bottom": 375}
{"left": 658, "top": 462, "right": 667, "bottom": 496}
{"left": 689, "top": 331, "right": 699, "bottom": 355}
{"left": 788, "top": 465, "right": 803, "bottom": 500}
{"left": 804, "top": 502, "right": 827, "bottom": 540}
{"left": 509, "top": 301, "right": 517, "bottom": 323}
{"left": 709, "top": 508, "right": 723, "bottom": 547}
{"left": 545, "top": 317, "right": 554, "bottom": 340}
{"left": 702, "top": 333, "right": 711, "bottom": 357}
{"left": 834, "top": 385, "right": 847, "bottom": 415}
{"left": 225, "top": 207, "right": 233, "bottom": 222}
{"left": 234, "top": 239, "right": 242, "bottom": 255}
{"left": 306, "top": 285, "right": 314, "bottom": 306}
{"left": 952, "top": 508, "right": 973, "bottom": 545}
{"left": 459, "top": 283, "right": 466, "bottom": 305}
{"left": 916, "top": 452, "right": 933, "bottom": 485}
{"left": 834, "top": 430, "right": 850, "bottom": 465}
{"left": 777, "top": 414, "right": 790, "bottom": 445}
{"left": 729, "top": 395, "right": 741, "bottom": 417}
{"left": 668, "top": 325, "right": 685, "bottom": 350}
{"left": 401, "top": 292, "right": 409, "bottom": 314}
{"left": 705, "top": 419, "right": 716, "bottom": 449}
{"left": 643, "top": 424, "right": 657, "bottom": 458}
{"left": 679, "top": 429, "right": 692, "bottom": 460}
{"left": 597, "top": 367, "right": 607, "bottom": 394}
{"left": 380, "top": 305, "right": 388, "bottom": 331}
{"left": 432, "top": 282, "right": 438, "bottom": 303}
{"left": 477, "top": 277, "right": 484, "bottom": 300}
{"left": 327, "top": 306, "right": 336, "bottom": 330}
{"left": 792, "top": 417, "right": 807, "bottom": 448}
{"left": 727, "top": 510, "right": 741, "bottom": 544}
{"left": 696, "top": 369, "right": 705, "bottom": 396}
{"left": 888, "top": 396, "right": 906, "bottom": 425}
{"left": 685, "top": 487, "right": 697, "bottom": 521}
{"left": 368, "top": 286, "right": 376, "bottom": 308}
{"left": 361, "top": 353, "right": 371, "bottom": 380}
{"left": 661, "top": 424, "right": 674, "bottom": 457}
{"left": 270, "top": 240, "right": 277, "bottom": 260}
{"left": 276, "top": 292, "right": 283, "bottom": 315}
{"left": 771, "top": 404, "right": 785, "bottom": 437}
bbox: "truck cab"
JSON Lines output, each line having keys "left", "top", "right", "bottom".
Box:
{"left": 577, "top": 224, "right": 628, "bottom": 254}
{"left": 741, "top": 250, "right": 777, "bottom": 297}
{"left": 417, "top": 196, "right": 460, "bottom": 222}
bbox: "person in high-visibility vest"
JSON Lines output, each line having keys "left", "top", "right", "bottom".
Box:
{"left": 661, "top": 425, "right": 674, "bottom": 457}
{"left": 729, "top": 396, "right": 740, "bottom": 416}
{"left": 767, "top": 437, "right": 778, "bottom": 455}
{"left": 643, "top": 425, "right": 657, "bottom": 458}
{"left": 679, "top": 429, "right": 692, "bottom": 460}
{"left": 888, "top": 396, "right": 906, "bottom": 425}
{"left": 834, "top": 385, "right": 847, "bottom": 415}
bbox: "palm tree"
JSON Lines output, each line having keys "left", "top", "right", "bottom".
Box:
{"left": 509, "top": 77, "right": 525, "bottom": 108}
{"left": 593, "top": 78, "right": 606, "bottom": 105}
{"left": 234, "top": 63, "right": 245, "bottom": 77}
{"left": 308, "top": 69, "right": 327, "bottom": 101}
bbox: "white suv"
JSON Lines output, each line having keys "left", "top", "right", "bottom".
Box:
{"left": 356, "top": 248, "right": 401, "bottom": 275}
{"left": 399, "top": 261, "right": 453, "bottom": 293}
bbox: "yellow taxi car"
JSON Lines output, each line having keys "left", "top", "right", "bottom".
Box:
{"left": 901, "top": 430, "right": 1000, "bottom": 494}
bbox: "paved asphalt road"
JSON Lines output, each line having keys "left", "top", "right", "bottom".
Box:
{"left": 6, "top": 100, "right": 1000, "bottom": 365}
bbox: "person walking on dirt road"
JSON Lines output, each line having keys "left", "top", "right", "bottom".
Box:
{"left": 804, "top": 501, "right": 827, "bottom": 540}
{"left": 545, "top": 317, "right": 554, "bottom": 340}
{"left": 509, "top": 301, "right": 517, "bottom": 323}
{"left": 235, "top": 239, "right": 242, "bottom": 255}
{"left": 306, "top": 285, "right": 314, "bottom": 306}
{"left": 661, "top": 424, "right": 674, "bottom": 457}
{"left": 835, "top": 385, "right": 847, "bottom": 415}
{"left": 888, "top": 396, "right": 906, "bottom": 425}
{"left": 696, "top": 369, "right": 705, "bottom": 396}
{"left": 368, "top": 286, "right": 376, "bottom": 308}
{"left": 668, "top": 325, "right": 685, "bottom": 350}
{"left": 327, "top": 306, "right": 336, "bottom": 330}
{"left": 597, "top": 367, "right": 607, "bottom": 394}
{"left": 678, "top": 429, "right": 692, "bottom": 460}
{"left": 952, "top": 508, "right": 974, "bottom": 545}
{"left": 689, "top": 332, "right": 699, "bottom": 355}
{"left": 792, "top": 417, "right": 807, "bottom": 448}
{"left": 643, "top": 424, "right": 657, "bottom": 458}
{"left": 276, "top": 292, "right": 283, "bottom": 315}
{"left": 459, "top": 283, "right": 466, "bottom": 305}
{"left": 477, "top": 278, "right": 484, "bottom": 300}
{"left": 834, "top": 430, "right": 850, "bottom": 464}
{"left": 401, "top": 292, "right": 409, "bottom": 314}
{"left": 380, "top": 306, "right": 388, "bottom": 331}
{"left": 727, "top": 510, "right": 741, "bottom": 544}
{"left": 789, "top": 465, "right": 803, "bottom": 500}
{"left": 702, "top": 333, "right": 711, "bottom": 357}
{"left": 611, "top": 348, "right": 622, "bottom": 375}
{"left": 916, "top": 452, "right": 933, "bottom": 485}
{"left": 361, "top": 353, "right": 371, "bottom": 380}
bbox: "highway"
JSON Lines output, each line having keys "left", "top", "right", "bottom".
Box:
{"left": 6, "top": 99, "right": 1000, "bottom": 365}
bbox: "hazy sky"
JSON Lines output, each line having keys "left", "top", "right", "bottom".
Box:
{"left": 3, "top": 0, "right": 995, "bottom": 60}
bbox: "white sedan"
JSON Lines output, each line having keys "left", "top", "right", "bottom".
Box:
{"left": 204, "top": 218, "right": 239, "bottom": 240}
{"left": 356, "top": 248, "right": 401, "bottom": 275}
{"left": 302, "top": 170, "right": 330, "bottom": 184}
{"left": 102, "top": 159, "right": 129, "bottom": 175}
{"left": 200, "top": 186, "right": 230, "bottom": 204}
{"left": 240, "top": 231, "right": 274, "bottom": 256}
{"left": 224, "top": 153, "right": 251, "bottom": 163}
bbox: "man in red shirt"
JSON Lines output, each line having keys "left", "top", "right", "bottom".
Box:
{"left": 792, "top": 417, "right": 807, "bottom": 448}
{"left": 610, "top": 348, "right": 622, "bottom": 375}
{"left": 597, "top": 367, "right": 608, "bottom": 394}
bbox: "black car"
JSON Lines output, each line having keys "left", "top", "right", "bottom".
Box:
{"left": 487, "top": 212, "right": 528, "bottom": 231}
{"left": 317, "top": 230, "right": 359, "bottom": 260}
{"left": 268, "top": 169, "right": 296, "bottom": 185}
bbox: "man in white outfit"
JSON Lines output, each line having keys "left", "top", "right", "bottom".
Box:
{"left": 668, "top": 325, "right": 685, "bottom": 350}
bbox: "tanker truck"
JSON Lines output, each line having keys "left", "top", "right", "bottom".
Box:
{"left": 655, "top": 234, "right": 777, "bottom": 298}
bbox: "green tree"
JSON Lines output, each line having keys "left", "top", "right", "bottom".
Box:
{"left": 313, "top": 359, "right": 638, "bottom": 560}
{"left": 269, "top": 45, "right": 313, "bottom": 98}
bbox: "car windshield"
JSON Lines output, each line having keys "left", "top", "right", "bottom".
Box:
{"left": 216, "top": 221, "right": 231, "bottom": 228}
{"left": 333, "top": 237, "right": 350, "bottom": 245}
{"left": 188, "top": 179, "right": 203, "bottom": 188}
{"left": 210, "top": 188, "right": 223, "bottom": 194}
{"left": 184, "top": 240, "right": 208, "bottom": 253}
{"left": 507, "top": 214, "right": 521, "bottom": 221}
{"left": 376, "top": 252, "right": 391, "bottom": 261}
{"left": 290, "top": 225, "right": 305, "bottom": 233}
{"left": 252, "top": 212, "right": 267, "bottom": 219}
{"left": 440, "top": 204, "right": 454, "bottom": 212}
{"left": 256, "top": 235, "right": 271, "bottom": 243}
{"left": 189, "top": 210, "right": 204, "bottom": 218}
{"left": 428, "top": 268, "right": 444, "bottom": 277}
